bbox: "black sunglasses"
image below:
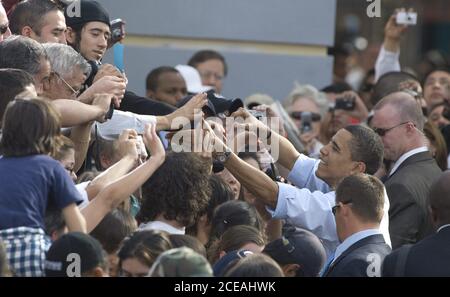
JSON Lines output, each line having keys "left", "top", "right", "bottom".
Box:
{"left": 332, "top": 200, "right": 353, "bottom": 215}
{"left": 0, "top": 24, "right": 9, "bottom": 35}
{"left": 372, "top": 121, "right": 410, "bottom": 137}
{"left": 290, "top": 111, "right": 321, "bottom": 122}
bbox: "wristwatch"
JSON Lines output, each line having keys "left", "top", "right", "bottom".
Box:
{"left": 214, "top": 148, "right": 232, "bottom": 164}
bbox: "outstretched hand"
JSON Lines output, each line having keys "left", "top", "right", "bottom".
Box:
{"left": 143, "top": 123, "right": 165, "bottom": 162}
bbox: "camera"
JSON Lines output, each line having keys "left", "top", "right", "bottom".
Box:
{"left": 300, "top": 112, "right": 313, "bottom": 134}
{"left": 332, "top": 96, "right": 356, "bottom": 111}
{"left": 110, "top": 18, "right": 126, "bottom": 44}
{"left": 396, "top": 12, "right": 417, "bottom": 26}
{"left": 248, "top": 109, "right": 266, "bottom": 120}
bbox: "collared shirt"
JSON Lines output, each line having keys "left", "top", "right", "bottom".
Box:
{"left": 437, "top": 224, "right": 450, "bottom": 233}
{"left": 374, "top": 46, "right": 401, "bottom": 82}
{"left": 332, "top": 229, "right": 381, "bottom": 264}
{"left": 267, "top": 154, "right": 391, "bottom": 258}
{"left": 389, "top": 146, "right": 428, "bottom": 177}
{"left": 138, "top": 221, "right": 185, "bottom": 235}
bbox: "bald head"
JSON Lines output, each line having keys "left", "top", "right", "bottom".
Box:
{"left": 374, "top": 91, "right": 424, "bottom": 131}
{"left": 429, "top": 171, "right": 450, "bottom": 227}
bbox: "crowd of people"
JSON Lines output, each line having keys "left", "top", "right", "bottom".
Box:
{"left": 0, "top": 0, "right": 450, "bottom": 277}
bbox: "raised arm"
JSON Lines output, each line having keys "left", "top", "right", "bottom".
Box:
{"left": 81, "top": 124, "right": 165, "bottom": 232}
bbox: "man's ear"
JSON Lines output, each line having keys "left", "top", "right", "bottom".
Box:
{"left": 352, "top": 161, "right": 366, "bottom": 174}
{"left": 146, "top": 89, "right": 155, "bottom": 99}
{"left": 21, "top": 26, "right": 35, "bottom": 38}
{"left": 282, "top": 264, "right": 300, "bottom": 277}
{"left": 65, "top": 27, "right": 76, "bottom": 44}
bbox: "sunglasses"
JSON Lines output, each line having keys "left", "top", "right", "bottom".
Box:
{"left": 372, "top": 121, "right": 410, "bottom": 137}
{"left": 290, "top": 112, "right": 322, "bottom": 122}
{"left": 0, "top": 24, "right": 9, "bottom": 35}
{"left": 332, "top": 200, "right": 353, "bottom": 215}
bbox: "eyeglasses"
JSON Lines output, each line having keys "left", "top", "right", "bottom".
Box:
{"left": 332, "top": 200, "right": 353, "bottom": 215}
{"left": 0, "top": 23, "right": 9, "bottom": 35}
{"left": 290, "top": 112, "right": 322, "bottom": 122}
{"left": 372, "top": 121, "right": 410, "bottom": 137}
{"left": 199, "top": 71, "right": 224, "bottom": 81}
{"left": 52, "top": 71, "right": 80, "bottom": 98}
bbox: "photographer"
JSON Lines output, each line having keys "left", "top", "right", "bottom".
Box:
{"left": 320, "top": 85, "right": 369, "bottom": 144}
{"left": 284, "top": 84, "right": 328, "bottom": 159}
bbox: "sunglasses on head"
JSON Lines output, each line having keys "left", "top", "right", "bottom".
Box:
{"left": 290, "top": 111, "right": 321, "bottom": 121}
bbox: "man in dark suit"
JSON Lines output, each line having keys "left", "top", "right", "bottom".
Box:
{"left": 382, "top": 171, "right": 450, "bottom": 277}
{"left": 323, "top": 174, "right": 391, "bottom": 277}
{"left": 371, "top": 92, "right": 442, "bottom": 249}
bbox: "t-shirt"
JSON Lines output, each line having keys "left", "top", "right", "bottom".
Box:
{"left": 0, "top": 155, "right": 82, "bottom": 230}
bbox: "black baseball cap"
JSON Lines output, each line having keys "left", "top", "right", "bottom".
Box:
{"left": 263, "top": 227, "right": 326, "bottom": 277}
{"left": 45, "top": 232, "right": 106, "bottom": 277}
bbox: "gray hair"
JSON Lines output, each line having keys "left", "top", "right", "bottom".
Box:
{"left": 284, "top": 83, "right": 329, "bottom": 117}
{"left": 43, "top": 43, "right": 91, "bottom": 79}
{"left": 0, "top": 35, "right": 47, "bottom": 75}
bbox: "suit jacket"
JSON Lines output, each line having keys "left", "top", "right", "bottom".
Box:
{"left": 324, "top": 234, "right": 391, "bottom": 277}
{"left": 382, "top": 226, "right": 450, "bottom": 277}
{"left": 384, "top": 152, "right": 442, "bottom": 249}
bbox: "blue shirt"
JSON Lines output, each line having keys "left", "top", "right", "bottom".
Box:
{"left": 0, "top": 155, "right": 82, "bottom": 230}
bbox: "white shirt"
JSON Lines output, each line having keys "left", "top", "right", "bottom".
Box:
{"left": 138, "top": 221, "right": 185, "bottom": 234}
{"left": 374, "top": 46, "right": 401, "bottom": 82}
{"left": 389, "top": 147, "right": 429, "bottom": 177}
{"left": 266, "top": 154, "right": 391, "bottom": 258}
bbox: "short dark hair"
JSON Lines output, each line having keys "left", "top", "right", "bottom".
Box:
{"left": 209, "top": 200, "right": 264, "bottom": 242}
{"left": 118, "top": 230, "right": 173, "bottom": 269}
{"left": 0, "top": 99, "right": 62, "bottom": 157}
{"left": 422, "top": 67, "right": 450, "bottom": 86}
{"left": 208, "top": 225, "right": 265, "bottom": 264}
{"left": 0, "top": 35, "right": 47, "bottom": 76}
{"left": 90, "top": 209, "right": 137, "bottom": 254}
{"left": 321, "top": 82, "right": 353, "bottom": 94}
{"left": 371, "top": 71, "right": 419, "bottom": 106}
{"left": 9, "top": 0, "right": 62, "bottom": 36}
{"left": 429, "top": 171, "right": 450, "bottom": 226}
{"left": 168, "top": 234, "right": 207, "bottom": 258}
{"left": 145, "top": 66, "right": 179, "bottom": 92}
{"left": 343, "top": 125, "right": 384, "bottom": 175}
{"left": 137, "top": 152, "right": 212, "bottom": 227}
{"left": 237, "top": 151, "right": 261, "bottom": 169}
{"left": 336, "top": 173, "right": 385, "bottom": 223}
{"left": 0, "top": 68, "right": 35, "bottom": 125}
{"left": 188, "top": 50, "right": 228, "bottom": 76}
{"left": 225, "top": 253, "right": 284, "bottom": 277}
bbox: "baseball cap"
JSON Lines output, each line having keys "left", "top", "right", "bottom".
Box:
{"left": 45, "top": 232, "right": 106, "bottom": 277}
{"left": 147, "top": 247, "right": 213, "bottom": 277}
{"left": 212, "top": 249, "right": 253, "bottom": 276}
{"left": 175, "top": 65, "right": 213, "bottom": 94}
{"left": 64, "top": 0, "right": 111, "bottom": 30}
{"left": 263, "top": 227, "right": 326, "bottom": 277}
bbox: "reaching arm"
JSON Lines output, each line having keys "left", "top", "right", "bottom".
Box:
{"left": 231, "top": 108, "right": 301, "bottom": 171}
{"left": 62, "top": 203, "right": 87, "bottom": 233}
{"left": 81, "top": 124, "right": 165, "bottom": 233}
{"left": 69, "top": 122, "right": 93, "bottom": 173}
{"left": 84, "top": 130, "right": 140, "bottom": 200}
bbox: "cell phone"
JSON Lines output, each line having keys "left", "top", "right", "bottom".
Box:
{"left": 396, "top": 12, "right": 417, "bottom": 26}
{"left": 110, "top": 18, "right": 126, "bottom": 45}
{"left": 334, "top": 96, "right": 356, "bottom": 111}
{"left": 300, "top": 112, "right": 313, "bottom": 134}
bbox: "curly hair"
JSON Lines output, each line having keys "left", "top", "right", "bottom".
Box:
{"left": 137, "top": 152, "right": 212, "bottom": 227}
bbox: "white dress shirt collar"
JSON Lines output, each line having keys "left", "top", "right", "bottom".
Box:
{"left": 389, "top": 146, "right": 428, "bottom": 176}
